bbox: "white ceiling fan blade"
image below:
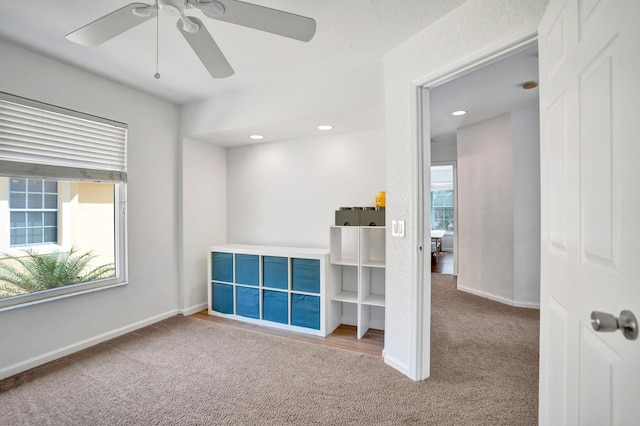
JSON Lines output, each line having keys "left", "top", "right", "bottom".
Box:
{"left": 177, "top": 17, "right": 234, "bottom": 78}
{"left": 66, "top": 3, "right": 155, "bottom": 46}
{"left": 192, "top": 0, "right": 316, "bottom": 42}
{"left": 179, "top": 15, "right": 200, "bottom": 33}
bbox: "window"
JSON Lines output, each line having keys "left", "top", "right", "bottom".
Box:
{"left": 430, "top": 165, "right": 455, "bottom": 231}
{"left": 0, "top": 92, "right": 127, "bottom": 308}
{"left": 9, "top": 178, "right": 58, "bottom": 246}
{"left": 431, "top": 189, "right": 454, "bottom": 231}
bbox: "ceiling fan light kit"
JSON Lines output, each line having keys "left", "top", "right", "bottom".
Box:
{"left": 66, "top": 0, "right": 316, "bottom": 78}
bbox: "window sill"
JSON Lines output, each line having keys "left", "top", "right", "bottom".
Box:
{"left": 0, "top": 279, "right": 128, "bottom": 312}
{"left": 3, "top": 244, "right": 73, "bottom": 258}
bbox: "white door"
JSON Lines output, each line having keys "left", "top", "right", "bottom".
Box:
{"left": 538, "top": 0, "right": 640, "bottom": 424}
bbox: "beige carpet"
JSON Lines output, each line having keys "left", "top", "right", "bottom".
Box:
{"left": 0, "top": 274, "right": 539, "bottom": 425}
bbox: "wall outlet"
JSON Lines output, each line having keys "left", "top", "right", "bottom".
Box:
{"left": 391, "top": 220, "right": 405, "bottom": 237}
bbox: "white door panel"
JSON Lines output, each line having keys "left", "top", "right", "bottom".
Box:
{"left": 539, "top": 0, "right": 640, "bottom": 424}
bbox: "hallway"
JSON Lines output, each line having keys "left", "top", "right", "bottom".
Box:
{"left": 432, "top": 251, "right": 454, "bottom": 274}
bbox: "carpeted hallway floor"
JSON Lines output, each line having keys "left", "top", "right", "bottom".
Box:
{"left": 0, "top": 273, "right": 539, "bottom": 425}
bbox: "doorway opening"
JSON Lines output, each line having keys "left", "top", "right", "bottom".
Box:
{"left": 423, "top": 42, "right": 541, "bottom": 309}
{"left": 430, "top": 164, "right": 455, "bottom": 275}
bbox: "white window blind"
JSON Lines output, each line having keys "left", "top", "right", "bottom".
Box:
{"left": 0, "top": 92, "right": 127, "bottom": 182}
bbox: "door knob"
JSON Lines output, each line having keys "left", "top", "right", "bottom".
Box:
{"left": 590, "top": 310, "right": 638, "bottom": 341}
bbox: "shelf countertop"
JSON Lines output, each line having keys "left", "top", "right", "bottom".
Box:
{"left": 210, "top": 243, "right": 329, "bottom": 257}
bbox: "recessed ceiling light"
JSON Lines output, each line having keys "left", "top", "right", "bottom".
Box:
{"left": 249, "top": 134, "right": 264, "bottom": 140}
{"left": 451, "top": 110, "right": 467, "bottom": 116}
{"left": 317, "top": 125, "right": 333, "bottom": 130}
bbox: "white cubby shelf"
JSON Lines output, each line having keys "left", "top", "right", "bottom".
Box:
{"left": 328, "top": 226, "right": 386, "bottom": 339}
{"left": 208, "top": 244, "right": 330, "bottom": 337}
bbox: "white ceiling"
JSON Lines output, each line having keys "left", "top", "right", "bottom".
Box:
{"left": 0, "top": 0, "right": 465, "bottom": 105}
{"left": 429, "top": 44, "right": 539, "bottom": 143}
{"left": 0, "top": 1, "right": 538, "bottom": 146}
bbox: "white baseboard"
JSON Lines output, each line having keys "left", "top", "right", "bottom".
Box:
{"left": 456, "top": 285, "right": 540, "bottom": 309}
{"left": 0, "top": 309, "right": 180, "bottom": 381}
{"left": 511, "top": 299, "right": 540, "bottom": 309}
{"left": 179, "top": 302, "right": 208, "bottom": 316}
{"left": 383, "top": 353, "right": 413, "bottom": 380}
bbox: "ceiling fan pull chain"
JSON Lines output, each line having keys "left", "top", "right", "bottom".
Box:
{"left": 154, "top": 10, "right": 161, "bottom": 79}
{"left": 65, "top": 0, "right": 316, "bottom": 79}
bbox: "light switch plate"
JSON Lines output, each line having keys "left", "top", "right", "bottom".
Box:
{"left": 391, "top": 220, "right": 405, "bottom": 237}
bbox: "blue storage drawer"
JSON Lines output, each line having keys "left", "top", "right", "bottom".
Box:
{"left": 263, "top": 256, "right": 288, "bottom": 290}
{"left": 236, "top": 286, "right": 260, "bottom": 319}
{"left": 212, "top": 252, "right": 233, "bottom": 282}
{"left": 291, "top": 294, "right": 320, "bottom": 330}
{"left": 291, "top": 258, "right": 320, "bottom": 293}
{"left": 212, "top": 283, "right": 234, "bottom": 314}
{"left": 236, "top": 254, "right": 259, "bottom": 286}
{"left": 263, "top": 290, "right": 288, "bottom": 324}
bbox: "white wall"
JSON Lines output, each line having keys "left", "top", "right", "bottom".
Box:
{"left": 457, "top": 114, "right": 515, "bottom": 302}
{"left": 431, "top": 166, "right": 453, "bottom": 186}
{"left": 512, "top": 109, "right": 541, "bottom": 306}
{"left": 178, "top": 56, "right": 389, "bottom": 295}
{"left": 0, "top": 0, "right": 549, "bottom": 382}
{"left": 227, "top": 129, "right": 386, "bottom": 248}
{"left": 180, "top": 61, "right": 385, "bottom": 142}
{"left": 180, "top": 138, "right": 227, "bottom": 314}
{"left": 456, "top": 110, "right": 540, "bottom": 307}
{"left": 383, "top": 0, "right": 547, "bottom": 379}
{"left": 0, "top": 40, "right": 181, "bottom": 379}
{"left": 431, "top": 141, "right": 458, "bottom": 163}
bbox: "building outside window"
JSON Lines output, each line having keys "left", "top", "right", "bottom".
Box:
{"left": 9, "top": 178, "right": 58, "bottom": 247}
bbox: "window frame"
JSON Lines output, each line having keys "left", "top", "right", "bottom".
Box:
{"left": 0, "top": 92, "right": 128, "bottom": 310}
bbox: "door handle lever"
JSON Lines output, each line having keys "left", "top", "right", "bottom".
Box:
{"left": 591, "top": 310, "right": 638, "bottom": 341}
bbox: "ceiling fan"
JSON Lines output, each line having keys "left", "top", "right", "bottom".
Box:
{"left": 66, "top": 0, "right": 316, "bottom": 78}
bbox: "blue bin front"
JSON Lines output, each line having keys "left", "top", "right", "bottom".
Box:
{"left": 263, "top": 256, "right": 288, "bottom": 290}
{"left": 212, "top": 252, "right": 233, "bottom": 282}
{"left": 263, "top": 290, "right": 288, "bottom": 324}
{"left": 236, "top": 286, "right": 260, "bottom": 319}
{"left": 291, "top": 258, "right": 320, "bottom": 293}
{"left": 235, "top": 254, "right": 259, "bottom": 286}
{"left": 291, "top": 294, "right": 320, "bottom": 330}
{"left": 212, "top": 283, "right": 234, "bottom": 314}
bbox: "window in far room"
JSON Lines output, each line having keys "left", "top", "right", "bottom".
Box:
{"left": 430, "top": 165, "right": 454, "bottom": 232}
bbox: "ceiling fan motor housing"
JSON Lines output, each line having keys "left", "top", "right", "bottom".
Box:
{"left": 159, "top": 0, "right": 187, "bottom": 16}
{"left": 66, "top": 0, "right": 316, "bottom": 79}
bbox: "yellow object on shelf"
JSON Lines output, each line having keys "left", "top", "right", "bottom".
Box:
{"left": 375, "top": 191, "right": 386, "bottom": 208}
